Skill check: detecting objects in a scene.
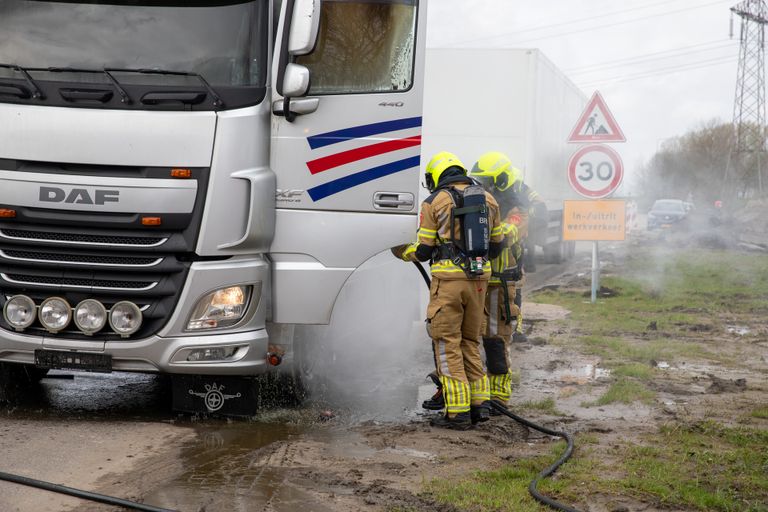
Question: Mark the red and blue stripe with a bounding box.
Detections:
[306,116,422,201]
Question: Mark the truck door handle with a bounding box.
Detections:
[374,192,415,211]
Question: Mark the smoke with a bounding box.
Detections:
[292,251,432,422]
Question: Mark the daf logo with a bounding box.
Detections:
[39,186,120,205]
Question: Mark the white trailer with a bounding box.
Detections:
[421,48,587,262]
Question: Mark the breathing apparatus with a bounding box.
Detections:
[425,152,490,277]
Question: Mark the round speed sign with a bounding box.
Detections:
[567,144,624,198]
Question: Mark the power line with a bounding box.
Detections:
[446,0,733,48]
[566,40,736,75]
[448,0,686,46]
[576,55,737,88]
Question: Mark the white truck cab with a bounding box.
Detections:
[0,0,427,413]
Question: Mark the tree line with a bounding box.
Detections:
[637,119,764,209]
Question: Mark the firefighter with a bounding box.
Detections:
[473,151,546,344]
[393,151,504,429]
[469,154,530,413]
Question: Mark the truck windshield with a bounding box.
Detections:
[0,0,268,109]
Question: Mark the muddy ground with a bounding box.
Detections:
[1,240,766,512]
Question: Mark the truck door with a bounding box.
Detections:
[269,0,427,324]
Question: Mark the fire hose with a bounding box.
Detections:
[412,261,581,512]
[0,470,174,511]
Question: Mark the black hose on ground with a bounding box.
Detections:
[0,471,175,512]
[488,401,581,512]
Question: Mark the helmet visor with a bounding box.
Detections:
[474,175,495,192]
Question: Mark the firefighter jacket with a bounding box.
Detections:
[406,183,503,280]
[489,212,522,286]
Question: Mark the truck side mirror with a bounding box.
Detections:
[282,63,310,97]
[288,0,321,56]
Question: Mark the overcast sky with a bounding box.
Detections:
[426,0,741,191]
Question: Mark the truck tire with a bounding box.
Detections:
[543,241,565,264]
[0,363,46,402]
[283,329,333,405]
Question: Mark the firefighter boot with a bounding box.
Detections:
[430,412,473,430]
[470,401,491,424]
[422,372,445,410]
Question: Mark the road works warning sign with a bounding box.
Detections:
[563,200,626,241]
[567,91,626,143]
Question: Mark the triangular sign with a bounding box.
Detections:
[568,91,626,143]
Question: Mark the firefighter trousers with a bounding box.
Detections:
[427,277,490,414]
[483,283,519,404]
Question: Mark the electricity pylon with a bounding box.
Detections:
[728,0,768,195]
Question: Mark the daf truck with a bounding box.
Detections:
[0,0,427,414]
[421,48,587,264]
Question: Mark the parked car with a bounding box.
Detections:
[647,199,689,230]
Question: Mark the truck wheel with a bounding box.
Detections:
[285,328,337,405]
[543,242,564,264]
[0,363,46,402]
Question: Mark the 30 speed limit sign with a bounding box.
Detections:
[567,144,624,198]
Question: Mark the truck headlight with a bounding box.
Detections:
[39,297,71,333]
[74,299,107,335]
[3,295,37,330]
[186,285,253,331]
[109,301,143,337]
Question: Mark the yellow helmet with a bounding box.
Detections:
[471,151,522,192]
[425,151,466,191]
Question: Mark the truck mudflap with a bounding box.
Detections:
[172,375,264,416]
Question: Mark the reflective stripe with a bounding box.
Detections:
[442,375,471,413]
[418,228,437,240]
[438,340,451,376]
[491,226,503,236]
[489,288,499,335]
[470,376,491,402]
[431,260,491,275]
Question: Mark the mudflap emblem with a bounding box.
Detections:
[188,383,242,412]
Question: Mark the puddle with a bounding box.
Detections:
[726,325,751,336]
[382,446,437,461]
[525,359,612,388]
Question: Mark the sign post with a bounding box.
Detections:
[566,91,626,303]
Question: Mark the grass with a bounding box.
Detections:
[582,377,655,407]
[425,442,599,512]
[423,249,768,512]
[517,397,566,416]
[426,421,768,512]
[534,250,768,341]
[615,421,768,511]
[610,362,655,380]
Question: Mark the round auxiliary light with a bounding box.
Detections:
[74,299,107,335]
[3,295,37,330]
[39,297,71,333]
[109,301,142,337]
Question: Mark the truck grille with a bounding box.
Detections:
[0,228,167,247]
[0,249,163,267]
[0,225,191,341]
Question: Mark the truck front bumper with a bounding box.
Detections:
[0,328,272,375]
